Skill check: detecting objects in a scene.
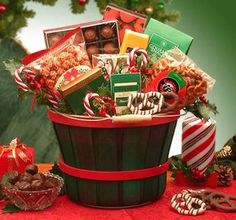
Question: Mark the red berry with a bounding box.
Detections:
[145,69,154,75]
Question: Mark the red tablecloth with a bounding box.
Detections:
[1,172,236,220]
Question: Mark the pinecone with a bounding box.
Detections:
[216,164,234,186]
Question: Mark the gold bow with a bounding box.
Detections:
[0,138,30,167]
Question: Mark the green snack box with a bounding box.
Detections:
[110,73,141,114]
[144,18,193,59]
[59,67,107,115]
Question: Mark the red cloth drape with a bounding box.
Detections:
[1,175,236,220]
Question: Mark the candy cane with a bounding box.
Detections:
[127,47,148,70]
[46,90,62,110]
[14,67,31,92]
[83,93,113,117]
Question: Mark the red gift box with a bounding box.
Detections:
[0,138,34,180]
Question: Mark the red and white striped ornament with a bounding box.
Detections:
[181,115,216,174]
[127,47,148,72]
[14,67,35,91]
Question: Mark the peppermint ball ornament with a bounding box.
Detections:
[0,4,7,14]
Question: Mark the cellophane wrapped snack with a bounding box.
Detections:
[26,28,91,90]
[152,48,216,106]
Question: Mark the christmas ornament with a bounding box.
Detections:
[78,0,87,5]
[157,2,165,10]
[216,164,233,186]
[145,7,154,15]
[0,4,7,14]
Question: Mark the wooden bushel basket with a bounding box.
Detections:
[48,110,179,208]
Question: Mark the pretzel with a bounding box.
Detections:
[184,189,236,212]
[153,49,210,105]
[171,191,206,215]
[160,92,179,113]
[127,91,164,115]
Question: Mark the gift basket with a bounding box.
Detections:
[14,4,216,208]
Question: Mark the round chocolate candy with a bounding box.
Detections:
[8,170,20,184]
[16,181,32,191]
[25,164,38,175]
[87,44,99,57]
[31,179,44,190]
[101,25,113,39]
[32,173,45,182]
[103,42,116,54]
[19,172,33,183]
[84,28,97,42]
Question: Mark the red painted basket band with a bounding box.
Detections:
[58,157,169,181]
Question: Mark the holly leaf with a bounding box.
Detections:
[185,100,218,121]
[2,203,21,213]
[2,59,20,76]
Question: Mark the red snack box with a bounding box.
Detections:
[103,3,147,43]
[0,138,34,180]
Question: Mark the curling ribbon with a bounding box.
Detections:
[181,115,216,174]
[0,138,31,167]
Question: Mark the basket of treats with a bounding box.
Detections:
[14,5,215,208]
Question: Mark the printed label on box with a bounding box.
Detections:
[147,33,179,58]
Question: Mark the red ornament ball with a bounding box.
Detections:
[78,0,87,4]
[0,4,7,14]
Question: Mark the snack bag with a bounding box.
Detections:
[15,27,91,111]
[151,48,216,106]
[24,27,91,90]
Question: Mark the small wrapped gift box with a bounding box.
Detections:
[92,53,129,76]
[0,138,34,180]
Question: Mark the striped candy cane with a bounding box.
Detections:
[83,93,111,117]
[14,67,35,91]
[127,47,148,71]
[15,66,61,110]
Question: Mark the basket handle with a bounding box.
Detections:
[112,114,152,124]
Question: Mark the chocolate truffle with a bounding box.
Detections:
[103,42,116,54]
[19,172,33,183]
[25,164,38,175]
[31,179,44,190]
[87,44,99,57]
[17,181,32,191]
[8,170,20,184]
[84,28,97,42]
[101,25,113,39]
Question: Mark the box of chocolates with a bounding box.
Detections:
[103,3,147,43]
[80,20,120,59]
[44,24,80,48]
[144,18,193,59]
